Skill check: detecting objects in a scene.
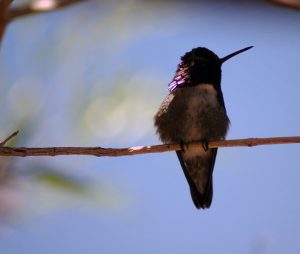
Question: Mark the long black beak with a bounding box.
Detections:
[221,46,253,64]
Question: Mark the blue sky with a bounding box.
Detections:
[0,1,300,254]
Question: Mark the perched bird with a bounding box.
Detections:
[154,46,252,209]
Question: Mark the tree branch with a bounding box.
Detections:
[9,0,88,21]
[0,136,299,157]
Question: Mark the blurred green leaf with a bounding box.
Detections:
[35,170,90,195]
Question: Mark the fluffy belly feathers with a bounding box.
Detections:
[154,84,229,143]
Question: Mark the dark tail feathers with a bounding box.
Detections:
[176,150,216,209]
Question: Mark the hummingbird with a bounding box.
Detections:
[154,46,252,209]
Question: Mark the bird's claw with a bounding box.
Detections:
[180,141,189,152]
[202,139,209,152]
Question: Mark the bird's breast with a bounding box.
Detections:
[154,84,229,143]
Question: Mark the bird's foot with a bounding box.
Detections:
[202,139,209,152]
[180,141,189,153]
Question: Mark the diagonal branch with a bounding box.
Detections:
[9,0,88,21]
[0,136,299,157]
[0,0,88,46]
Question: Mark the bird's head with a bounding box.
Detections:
[168,46,253,92]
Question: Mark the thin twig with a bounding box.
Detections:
[0,136,299,157]
[0,130,19,146]
[9,0,88,21]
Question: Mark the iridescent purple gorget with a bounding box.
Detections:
[168,63,191,92]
